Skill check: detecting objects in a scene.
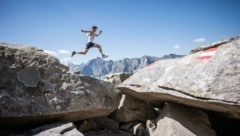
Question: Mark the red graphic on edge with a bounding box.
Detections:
[197,47,218,61]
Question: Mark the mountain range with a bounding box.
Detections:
[68,54,184,78]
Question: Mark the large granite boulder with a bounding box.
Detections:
[118,36,240,119]
[0,44,121,127]
[148,103,216,136]
[116,95,158,123]
[104,73,158,123]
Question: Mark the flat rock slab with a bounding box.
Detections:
[118,36,240,119]
[84,130,131,136]
[149,103,216,136]
[28,122,83,136]
[0,44,121,127]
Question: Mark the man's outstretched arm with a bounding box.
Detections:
[96,30,102,36]
[81,29,91,33]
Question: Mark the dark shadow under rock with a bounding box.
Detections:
[208,111,240,136]
[75,117,119,133]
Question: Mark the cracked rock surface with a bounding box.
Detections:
[0,44,121,127]
[118,36,240,119]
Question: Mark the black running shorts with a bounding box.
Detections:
[86,42,95,49]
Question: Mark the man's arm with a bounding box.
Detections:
[96,30,102,36]
[81,29,91,33]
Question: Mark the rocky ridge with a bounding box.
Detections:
[69,54,183,78]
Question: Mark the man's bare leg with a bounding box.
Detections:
[94,44,108,58]
[71,49,89,57]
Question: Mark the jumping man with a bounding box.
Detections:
[71,26,108,58]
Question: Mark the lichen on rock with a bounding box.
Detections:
[17,67,41,87]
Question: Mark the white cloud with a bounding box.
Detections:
[58,49,70,54]
[44,50,58,57]
[60,57,72,65]
[174,44,180,49]
[193,38,206,43]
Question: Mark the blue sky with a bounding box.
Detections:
[1,0,240,64]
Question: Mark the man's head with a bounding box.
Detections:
[92,26,98,32]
